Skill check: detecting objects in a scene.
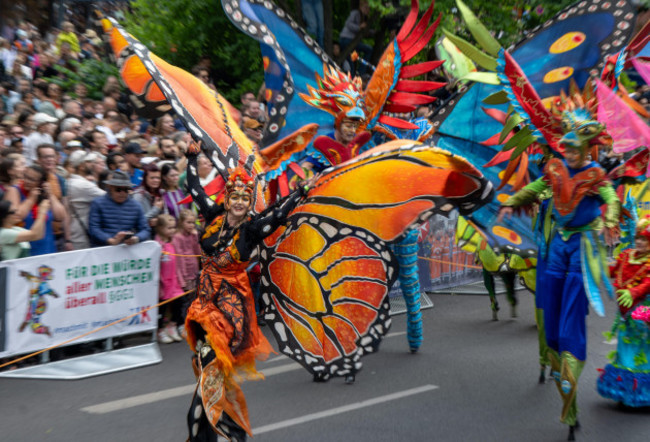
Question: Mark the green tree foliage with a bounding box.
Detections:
[125,0,264,104]
[123,0,579,104]
[362,0,577,50]
[47,59,120,100]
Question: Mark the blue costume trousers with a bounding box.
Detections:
[543,233,589,361]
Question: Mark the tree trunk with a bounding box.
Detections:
[285,0,301,26]
[369,15,389,65]
[322,0,333,55]
[337,11,378,67]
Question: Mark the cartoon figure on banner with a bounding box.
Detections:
[18,266,59,337]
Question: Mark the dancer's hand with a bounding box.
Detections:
[299,173,320,195]
[185,140,202,155]
[302,172,320,189]
[497,206,513,223]
[616,289,633,308]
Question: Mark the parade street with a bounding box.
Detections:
[1,290,648,442]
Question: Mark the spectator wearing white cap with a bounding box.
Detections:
[57,130,77,152]
[67,150,106,250]
[23,112,57,165]
[60,117,82,136]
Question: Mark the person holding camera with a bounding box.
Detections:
[87,170,150,247]
[17,164,66,256]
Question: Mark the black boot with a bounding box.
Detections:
[312,372,328,383]
[568,424,577,441]
[345,373,355,384]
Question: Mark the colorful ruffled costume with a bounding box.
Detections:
[504,157,620,426]
[597,245,650,407]
[437,3,650,436]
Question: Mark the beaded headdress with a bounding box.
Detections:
[225,167,255,200]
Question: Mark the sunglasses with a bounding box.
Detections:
[113,187,130,193]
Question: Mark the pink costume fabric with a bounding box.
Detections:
[632,58,650,88]
[156,236,184,300]
[172,231,201,289]
[596,80,650,171]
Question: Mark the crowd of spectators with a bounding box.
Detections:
[0,13,273,354]
[0,14,269,258]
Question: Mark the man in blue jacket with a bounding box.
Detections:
[88,170,150,247]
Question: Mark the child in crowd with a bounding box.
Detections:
[154,214,184,344]
[172,209,201,336]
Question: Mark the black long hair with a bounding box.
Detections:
[0,200,14,226]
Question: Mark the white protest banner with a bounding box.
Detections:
[0,241,160,358]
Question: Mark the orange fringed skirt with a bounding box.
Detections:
[185,255,272,379]
[185,254,272,436]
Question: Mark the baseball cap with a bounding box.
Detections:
[33,112,58,126]
[68,150,89,168]
[124,142,144,154]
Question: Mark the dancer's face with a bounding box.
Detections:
[227,193,251,220]
[336,119,359,145]
[636,236,649,254]
[564,147,585,169]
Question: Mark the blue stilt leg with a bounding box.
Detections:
[394,229,423,352]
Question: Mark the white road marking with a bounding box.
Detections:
[260,362,301,376]
[81,362,301,415]
[81,330,409,414]
[81,384,195,414]
[264,354,289,364]
[253,384,439,434]
[262,331,404,365]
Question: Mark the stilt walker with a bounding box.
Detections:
[499,107,621,439]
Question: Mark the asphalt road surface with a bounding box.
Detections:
[1,290,648,441]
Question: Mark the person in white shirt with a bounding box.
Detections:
[66,150,106,249]
[23,112,57,165]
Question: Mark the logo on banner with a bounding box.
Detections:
[18,265,59,337]
[128,306,152,326]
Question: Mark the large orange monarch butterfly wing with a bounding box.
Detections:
[99,18,260,181]
[259,140,494,378]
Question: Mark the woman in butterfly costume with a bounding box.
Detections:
[597,218,650,408]
[97,10,494,441]
[183,141,315,440]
